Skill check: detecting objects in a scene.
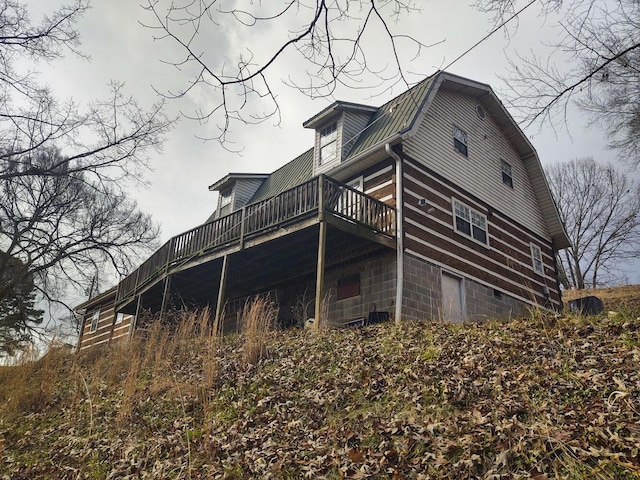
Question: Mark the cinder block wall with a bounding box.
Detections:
[464,280,528,321]
[402,253,441,320]
[323,252,397,326]
[401,252,532,322]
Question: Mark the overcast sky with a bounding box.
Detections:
[27,0,638,285]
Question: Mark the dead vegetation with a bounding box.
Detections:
[564,284,640,313]
[0,292,639,479]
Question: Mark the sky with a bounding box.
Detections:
[26,0,639,287]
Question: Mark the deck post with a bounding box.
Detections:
[129,293,143,340]
[314,221,327,330]
[314,177,327,330]
[215,255,229,326]
[160,274,172,320]
[165,237,175,274]
[239,207,247,249]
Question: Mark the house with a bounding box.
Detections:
[75,287,135,351]
[75,71,570,349]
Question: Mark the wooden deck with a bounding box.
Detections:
[115,175,396,308]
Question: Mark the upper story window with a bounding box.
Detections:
[90,310,100,332]
[453,125,468,156]
[319,122,338,164]
[501,160,513,188]
[219,188,233,207]
[531,243,544,274]
[453,199,488,245]
[218,188,233,217]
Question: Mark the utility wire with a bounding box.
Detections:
[340,0,539,149]
[442,0,538,72]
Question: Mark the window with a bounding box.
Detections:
[453,125,468,156]
[115,312,124,324]
[90,310,100,332]
[501,160,513,188]
[219,189,232,207]
[531,243,544,274]
[319,122,338,164]
[218,188,233,217]
[453,199,488,245]
[337,273,360,300]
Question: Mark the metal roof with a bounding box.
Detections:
[238,71,569,249]
[346,75,437,159]
[248,148,314,203]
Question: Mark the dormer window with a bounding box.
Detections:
[218,188,233,217]
[220,188,232,207]
[319,122,338,164]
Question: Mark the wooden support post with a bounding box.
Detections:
[314,220,327,330]
[129,293,143,340]
[239,207,247,249]
[318,174,325,221]
[165,238,175,274]
[160,274,172,320]
[215,255,229,326]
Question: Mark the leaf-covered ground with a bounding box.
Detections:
[1,301,640,479]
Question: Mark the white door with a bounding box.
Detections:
[338,176,363,220]
[441,273,464,322]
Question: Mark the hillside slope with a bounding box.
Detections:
[1,298,639,479]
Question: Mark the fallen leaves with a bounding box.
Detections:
[1,311,640,479]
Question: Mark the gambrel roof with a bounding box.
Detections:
[221,71,569,249]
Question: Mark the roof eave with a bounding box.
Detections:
[303,101,377,129]
[75,286,117,311]
[328,133,402,181]
[208,173,270,191]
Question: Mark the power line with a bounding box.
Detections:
[442,0,538,72]
[340,0,539,149]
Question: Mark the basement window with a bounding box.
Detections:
[453,199,488,246]
[531,243,544,274]
[319,122,338,164]
[337,273,360,300]
[90,310,100,332]
[501,160,513,188]
[453,125,468,156]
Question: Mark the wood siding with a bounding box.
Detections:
[402,158,562,308]
[78,305,134,351]
[232,179,265,210]
[404,88,549,238]
[342,110,374,159]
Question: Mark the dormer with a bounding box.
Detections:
[208,173,269,219]
[303,101,378,176]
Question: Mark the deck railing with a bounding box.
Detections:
[116,175,395,304]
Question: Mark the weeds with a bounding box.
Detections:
[240,295,278,367]
[2,296,640,478]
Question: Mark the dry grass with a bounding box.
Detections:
[240,295,278,367]
[1,289,640,478]
[563,283,640,313]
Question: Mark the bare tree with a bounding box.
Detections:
[141,0,443,144]
[477,0,640,166]
[546,157,640,289]
[0,0,172,352]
